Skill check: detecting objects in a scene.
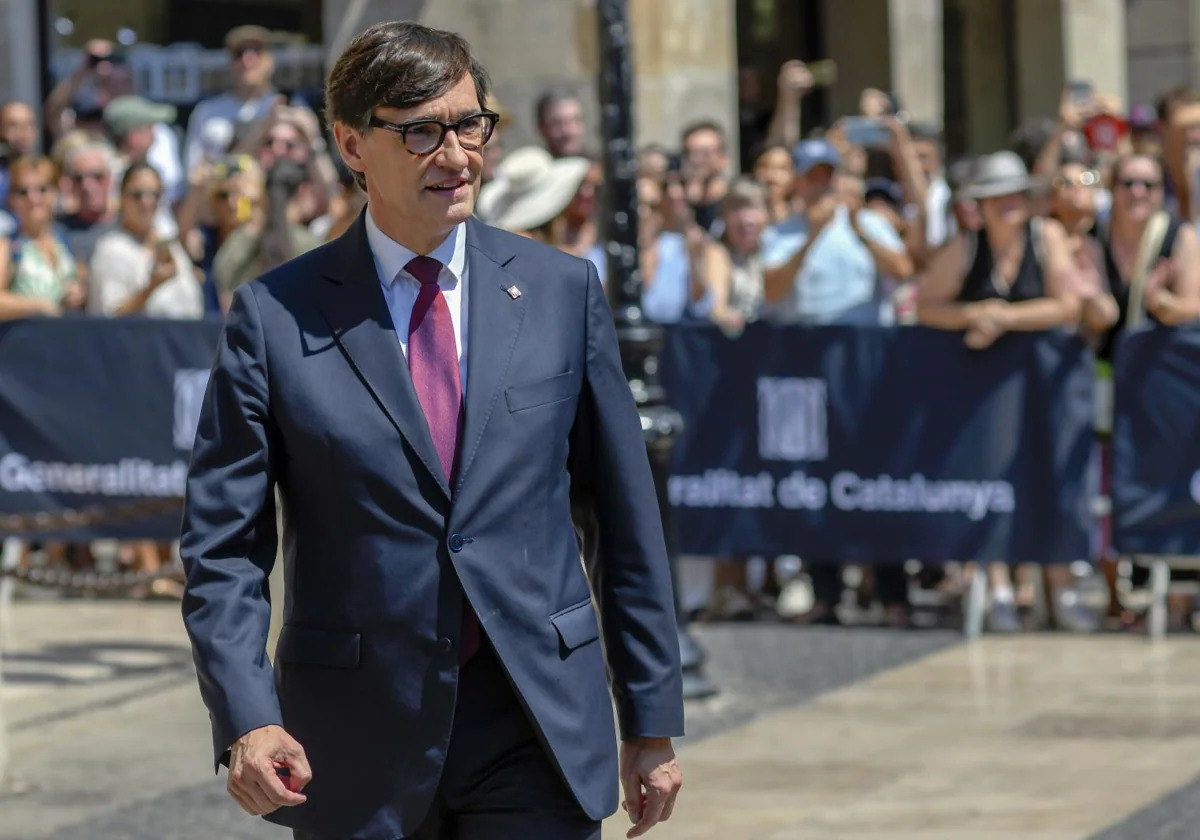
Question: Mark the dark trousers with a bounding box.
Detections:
[295,643,600,840]
[811,562,909,608]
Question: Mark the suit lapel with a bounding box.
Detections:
[314,212,451,500]
[455,218,523,496]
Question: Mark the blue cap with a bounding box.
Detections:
[791,139,841,175]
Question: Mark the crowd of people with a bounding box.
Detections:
[3,28,1200,633]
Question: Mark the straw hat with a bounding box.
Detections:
[477,146,591,232]
[964,151,1038,200]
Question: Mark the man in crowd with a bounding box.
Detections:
[762,138,911,324]
[535,87,586,158]
[185,25,281,171]
[0,100,38,218]
[44,39,134,138]
[908,122,951,248]
[57,139,118,266]
[681,120,731,234]
[104,95,185,204]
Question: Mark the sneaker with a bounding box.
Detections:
[988,601,1023,633]
[709,586,756,621]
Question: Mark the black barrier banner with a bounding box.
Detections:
[661,325,1094,564]
[0,316,223,540]
[1112,325,1200,556]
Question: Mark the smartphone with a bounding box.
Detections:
[842,116,891,150]
[1067,78,1094,105]
[807,59,838,88]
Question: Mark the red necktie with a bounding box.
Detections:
[405,255,480,665]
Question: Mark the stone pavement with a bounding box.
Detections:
[4,601,1200,839]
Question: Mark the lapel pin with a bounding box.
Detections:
[506,285,522,300]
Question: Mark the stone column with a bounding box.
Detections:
[888,0,943,125]
[628,0,738,156]
[1,0,41,113]
[1060,0,1127,108]
[1125,0,1194,109]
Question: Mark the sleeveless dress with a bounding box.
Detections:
[1093,216,1182,362]
[955,221,1045,305]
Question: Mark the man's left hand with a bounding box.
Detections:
[619,737,683,838]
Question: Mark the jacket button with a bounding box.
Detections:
[448,533,465,552]
[437,637,454,654]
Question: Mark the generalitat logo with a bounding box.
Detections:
[757,377,828,462]
[173,369,210,451]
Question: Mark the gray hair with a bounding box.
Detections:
[62,140,118,176]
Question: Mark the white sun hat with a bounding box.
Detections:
[477,146,592,232]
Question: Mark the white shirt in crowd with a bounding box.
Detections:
[364,208,469,392]
[184,90,279,172]
[87,229,204,319]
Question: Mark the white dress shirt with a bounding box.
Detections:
[365,208,469,393]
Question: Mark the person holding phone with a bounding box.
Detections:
[87,162,203,319]
[43,40,136,138]
[761,138,912,324]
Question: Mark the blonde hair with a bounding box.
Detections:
[721,176,767,214]
[8,155,58,189]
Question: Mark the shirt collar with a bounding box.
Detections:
[365,206,467,289]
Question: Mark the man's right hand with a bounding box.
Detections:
[805,194,838,235]
[227,724,312,816]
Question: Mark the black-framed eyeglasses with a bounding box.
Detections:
[368,111,500,156]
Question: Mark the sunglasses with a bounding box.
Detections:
[126,189,161,202]
[71,170,109,184]
[267,135,304,151]
[13,184,50,198]
[230,45,265,61]
[1119,178,1162,191]
[368,111,500,156]
[1052,170,1101,189]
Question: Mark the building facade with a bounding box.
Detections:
[0,0,1179,165]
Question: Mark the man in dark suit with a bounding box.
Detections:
[180,20,684,840]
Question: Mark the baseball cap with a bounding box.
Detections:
[103,95,176,137]
[225,25,273,51]
[791,138,841,175]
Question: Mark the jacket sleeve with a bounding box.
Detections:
[571,259,685,740]
[180,283,284,770]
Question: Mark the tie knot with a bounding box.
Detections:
[406,255,443,287]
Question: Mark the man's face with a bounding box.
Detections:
[123,125,156,160]
[337,73,484,236]
[230,43,274,90]
[912,139,941,178]
[539,98,585,157]
[1,103,37,155]
[260,123,309,171]
[64,150,112,218]
[683,128,726,178]
[796,164,835,205]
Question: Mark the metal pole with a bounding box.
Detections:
[595,0,717,701]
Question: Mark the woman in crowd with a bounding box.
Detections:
[0,156,84,320]
[213,160,321,309]
[86,161,201,596]
[175,154,264,313]
[690,177,772,618]
[918,150,1117,631]
[696,176,766,333]
[1092,153,1200,629]
[87,162,204,318]
[750,142,795,225]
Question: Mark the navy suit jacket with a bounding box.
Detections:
[179,213,685,838]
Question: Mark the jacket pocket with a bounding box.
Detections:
[276,624,361,668]
[550,598,600,653]
[506,371,578,413]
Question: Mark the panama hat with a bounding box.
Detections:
[964,151,1037,200]
[477,146,591,232]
